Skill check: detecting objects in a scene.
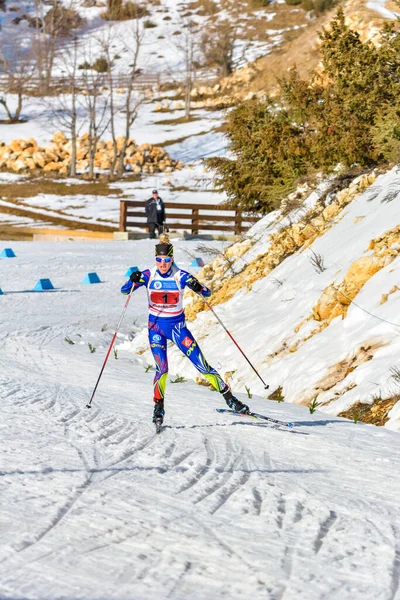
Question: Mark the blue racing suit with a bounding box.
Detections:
[121,264,227,400]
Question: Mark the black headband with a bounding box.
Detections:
[155,243,174,257]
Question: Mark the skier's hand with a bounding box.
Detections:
[186,276,203,294]
[130,270,142,283]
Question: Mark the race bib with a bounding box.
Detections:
[150,291,180,306]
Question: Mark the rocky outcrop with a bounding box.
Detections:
[313,224,400,323]
[156,65,261,111]
[185,171,377,322]
[0,133,184,175]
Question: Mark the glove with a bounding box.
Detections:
[130,270,142,284]
[186,277,203,294]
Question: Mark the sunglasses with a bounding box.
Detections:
[156,257,172,263]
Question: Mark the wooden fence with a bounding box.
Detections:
[119,200,258,235]
[0,68,219,93]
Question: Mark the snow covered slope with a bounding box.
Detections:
[1,239,400,599]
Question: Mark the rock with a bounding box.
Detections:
[43,161,61,172]
[312,285,338,321]
[52,131,67,144]
[24,157,36,170]
[342,255,382,299]
[33,152,46,168]
[45,150,59,162]
[9,159,27,172]
[100,159,111,170]
[63,140,73,155]
[115,136,125,151]
[9,140,24,155]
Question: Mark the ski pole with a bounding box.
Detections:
[203,300,269,389]
[86,286,135,409]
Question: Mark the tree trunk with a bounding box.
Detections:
[0,98,14,122]
[185,78,191,121]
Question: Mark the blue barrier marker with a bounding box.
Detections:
[33,279,54,291]
[190,257,205,267]
[82,272,101,284]
[124,266,139,277]
[0,288,4,295]
[0,248,16,258]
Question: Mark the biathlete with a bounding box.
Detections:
[121,235,250,428]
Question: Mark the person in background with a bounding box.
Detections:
[121,234,250,428]
[145,189,166,239]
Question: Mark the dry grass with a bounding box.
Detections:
[0,176,124,235]
[339,396,400,426]
[0,203,115,232]
[0,178,123,199]
[154,115,201,126]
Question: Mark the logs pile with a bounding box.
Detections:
[0,132,184,175]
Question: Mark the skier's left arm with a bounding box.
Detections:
[182,272,211,297]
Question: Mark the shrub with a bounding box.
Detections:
[285,0,302,5]
[124,1,150,18]
[102,0,149,20]
[92,56,109,72]
[302,0,338,13]
[143,19,157,28]
[44,6,84,35]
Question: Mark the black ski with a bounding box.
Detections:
[216,408,294,428]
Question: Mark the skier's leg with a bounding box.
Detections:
[148,329,168,421]
[171,323,249,412]
[171,323,225,390]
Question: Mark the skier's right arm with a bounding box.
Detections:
[121,269,150,294]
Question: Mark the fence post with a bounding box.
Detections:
[235,211,242,235]
[119,201,127,232]
[192,208,199,235]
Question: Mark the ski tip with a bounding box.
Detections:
[287,423,294,428]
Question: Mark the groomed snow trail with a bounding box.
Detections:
[1,241,400,600]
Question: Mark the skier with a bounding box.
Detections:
[121,234,250,428]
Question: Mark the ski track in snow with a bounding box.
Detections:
[1,242,400,599]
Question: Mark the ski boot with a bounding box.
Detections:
[153,399,165,433]
[222,387,249,414]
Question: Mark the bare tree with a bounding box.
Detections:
[201,19,238,77]
[173,19,200,121]
[116,19,145,177]
[80,42,111,179]
[32,0,83,92]
[47,35,82,176]
[100,19,145,177]
[0,33,35,123]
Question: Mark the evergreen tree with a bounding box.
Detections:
[208,8,400,213]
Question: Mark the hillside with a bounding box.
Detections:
[125,166,400,430]
[1,0,399,234]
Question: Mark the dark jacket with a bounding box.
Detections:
[145,196,165,224]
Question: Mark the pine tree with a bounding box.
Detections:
[207,8,400,213]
